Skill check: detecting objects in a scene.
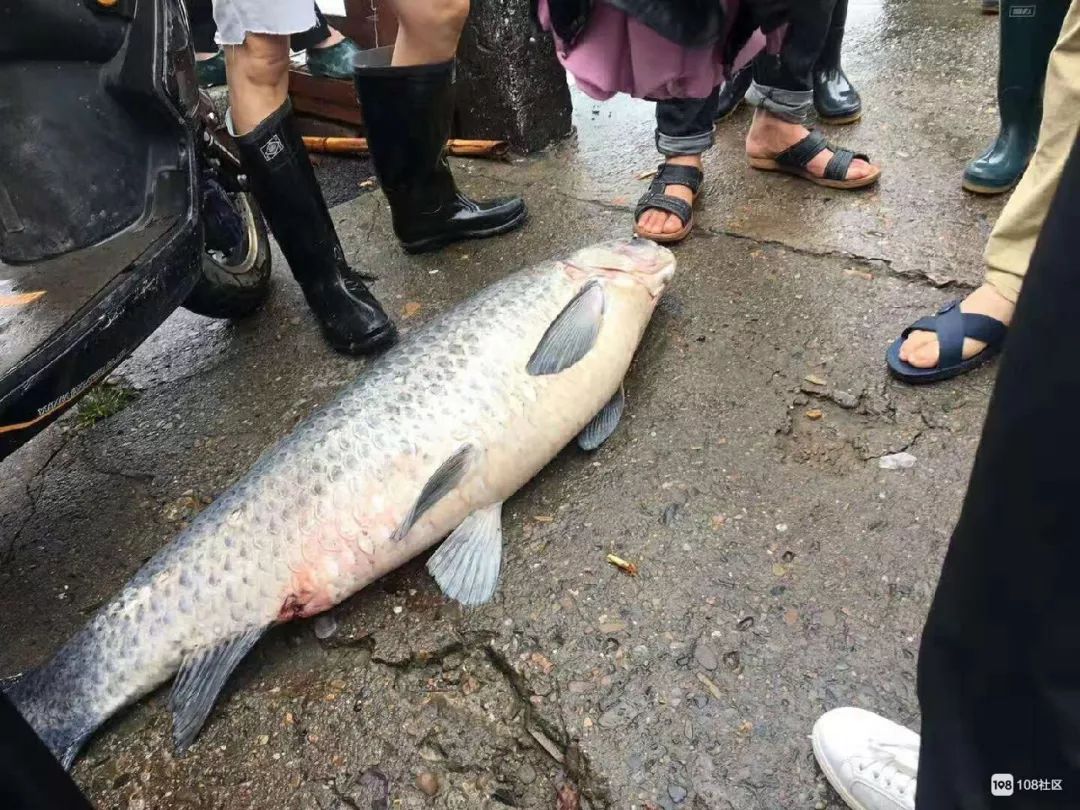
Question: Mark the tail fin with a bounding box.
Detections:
[3,669,97,770]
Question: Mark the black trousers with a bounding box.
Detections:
[654,86,722,156]
[0,693,92,809]
[654,0,841,150]
[188,1,331,53]
[916,133,1080,809]
[752,0,837,95]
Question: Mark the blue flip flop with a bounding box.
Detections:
[886,300,1008,384]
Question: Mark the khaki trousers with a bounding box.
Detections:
[986,0,1080,302]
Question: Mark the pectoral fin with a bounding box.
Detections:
[577,385,625,451]
[527,280,604,376]
[395,444,474,542]
[169,625,265,751]
[427,502,503,606]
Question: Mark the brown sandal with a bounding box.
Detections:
[749,130,880,190]
[633,162,703,244]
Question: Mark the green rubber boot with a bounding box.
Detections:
[306,38,364,80]
[196,51,227,89]
[963,0,1068,194]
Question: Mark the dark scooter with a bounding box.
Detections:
[0,0,272,463]
[2,1,269,804]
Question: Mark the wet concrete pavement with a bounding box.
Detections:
[1,2,1009,807]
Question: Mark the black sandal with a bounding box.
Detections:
[749,130,880,189]
[633,162,704,244]
[886,300,1008,384]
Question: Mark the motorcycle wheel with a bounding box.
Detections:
[183,188,272,320]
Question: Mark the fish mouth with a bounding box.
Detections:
[621,238,676,299]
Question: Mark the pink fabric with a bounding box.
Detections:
[538,1,778,102]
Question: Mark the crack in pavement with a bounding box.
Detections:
[864,428,925,460]
[697,224,972,291]
[328,629,614,808]
[80,456,156,484]
[483,642,612,810]
[554,188,976,292]
[2,433,74,564]
[371,638,471,671]
[453,165,554,194]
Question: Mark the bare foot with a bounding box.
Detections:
[636,154,702,236]
[745,109,876,181]
[899,283,1015,368]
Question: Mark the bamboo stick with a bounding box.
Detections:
[302,136,509,159]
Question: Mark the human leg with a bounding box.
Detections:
[223,28,395,353]
[353,0,527,253]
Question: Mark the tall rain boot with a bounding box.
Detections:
[234,100,396,355]
[354,58,527,255]
[963,0,1068,194]
[813,0,863,123]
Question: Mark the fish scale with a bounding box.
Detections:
[6,239,675,768]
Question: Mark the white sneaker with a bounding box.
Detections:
[812,707,920,810]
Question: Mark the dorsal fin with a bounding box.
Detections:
[526,280,605,376]
[169,626,265,751]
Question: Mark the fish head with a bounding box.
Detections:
[563,238,676,301]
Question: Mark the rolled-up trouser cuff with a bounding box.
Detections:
[746,82,815,125]
[656,128,715,157]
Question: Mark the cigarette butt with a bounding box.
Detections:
[606,554,638,576]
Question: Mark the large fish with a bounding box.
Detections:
[6,238,675,768]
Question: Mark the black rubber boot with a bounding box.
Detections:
[234,100,396,354]
[963,0,1067,195]
[715,65,753,123]
[813,0,863,123]
[354,58,527,255]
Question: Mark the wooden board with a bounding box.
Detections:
[334,0,398,50]
[289,69,363,127]
[287,0,398,128]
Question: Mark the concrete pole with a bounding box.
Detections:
[454,1,573,153]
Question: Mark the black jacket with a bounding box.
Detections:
[539,0,790,50]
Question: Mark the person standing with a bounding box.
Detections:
[636,0,879,243]
[190,2,365,85]
[353,0,528,255]
[210,0,527,353]
[194,0,530,256]
[814,130,1080,810]
[741,0,878,189]
[963,0,1069,195]
[812,0,863,123]
[887,0,1079,383]
[217,0,397,355]
[716,0,863,124]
